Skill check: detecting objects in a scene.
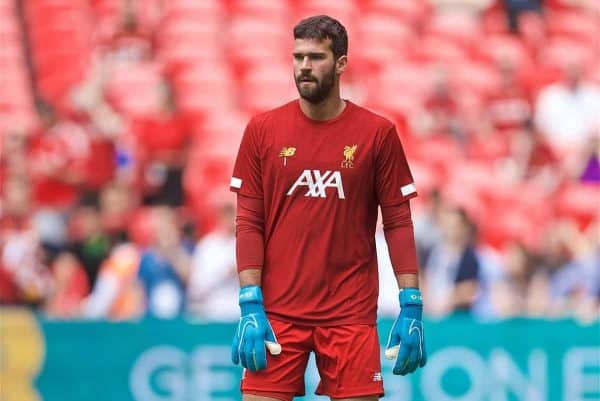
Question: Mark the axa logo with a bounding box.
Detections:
[287,169,345,199]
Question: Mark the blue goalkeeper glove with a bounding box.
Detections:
[231,285,281,371]
[385,288,427,375]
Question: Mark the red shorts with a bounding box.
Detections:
[241,319,384,401]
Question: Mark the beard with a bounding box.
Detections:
[295,67,336,104]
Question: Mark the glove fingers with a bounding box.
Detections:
[243,337,255,371]
[393,343,412,375]
[253,338,267,370]
[239,334,249,369]
[419,335,427,367]
[231,334,240,365]
[406,347,420,374]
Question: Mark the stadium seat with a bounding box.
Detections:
[480,7,510,35]
[476,35,533,70]
[105,62,164,117]
[425,12,482,50]
[411,136,463,183]
[23,0,93,106]
[0,0,34,133]
[230,0,292,20]
[410,36,466,65]
[366,0,431,24]
[239,64,296,114]
[480,207,543,250]
[183,144,238,231]
[555,183,600,230]
[539,38,597,71]
[547,11,600,46]
[357,13,415,45]
[173,63,236,114]
[450,61,501,98]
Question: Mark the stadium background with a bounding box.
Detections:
[0,0,598,400]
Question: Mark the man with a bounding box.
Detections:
[229,15,426,401]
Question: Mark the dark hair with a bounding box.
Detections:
[293,15,348,60]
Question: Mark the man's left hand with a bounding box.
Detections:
[385,288,427,375]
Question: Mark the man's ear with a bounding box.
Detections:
[336,55,348,75]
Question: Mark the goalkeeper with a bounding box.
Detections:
[229,15,426,401]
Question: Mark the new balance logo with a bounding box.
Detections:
[372,372,382,382]
[287,169,345,199]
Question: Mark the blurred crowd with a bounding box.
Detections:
[0,0,598,322]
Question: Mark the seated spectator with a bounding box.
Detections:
[413,189,444,267]
[132,78,191,207]
[489,241,537,318]
[99,181,138,241]
[545,222,599,321]
[187,203,238,320]
[44,252,90,319]
[81,243,144,320]
[502,121,560,189]
[535,62,600,150]
[422,205,481,317]
[1,131,29,182]
[485,59,532,133]
[137,207,190,319]
[28,102,91,210]
[70,206,112,287]
[417,69,465,141]
[0,177,52,306]
[524,221,588,318]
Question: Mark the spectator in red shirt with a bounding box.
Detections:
[28,102,91,209]
[132,79,190,206]
[44,252,90,319]
[485,59,532,133]
[0,177,52,305]
[419,69,465,141]
[502,121,560,190]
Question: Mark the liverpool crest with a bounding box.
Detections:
[341,145,357,168]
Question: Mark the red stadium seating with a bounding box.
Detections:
[0,0,35,133]
[365,0,431,25]
[105,62,164,117]
[24,0,92,107]
[547,11,600,46]
[5,0,596,253]
[555,184,600,230]
[425,12,482,50]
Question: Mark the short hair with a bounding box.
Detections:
[293,15,348,60]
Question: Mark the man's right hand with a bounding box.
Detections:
[231,285,281,371]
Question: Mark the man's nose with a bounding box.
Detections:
[300,56,311,71]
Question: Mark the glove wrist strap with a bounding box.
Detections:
[399,288,423,320]
[239,285,265,315]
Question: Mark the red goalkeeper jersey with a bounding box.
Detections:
[230,100,417,325]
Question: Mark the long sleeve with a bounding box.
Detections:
[235,194,265,272]
[381,201,419,275]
